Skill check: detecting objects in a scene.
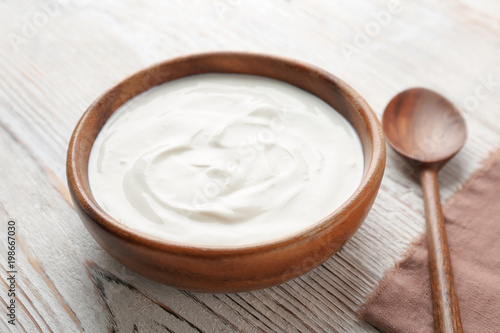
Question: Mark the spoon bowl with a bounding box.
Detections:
[383,87,467,165]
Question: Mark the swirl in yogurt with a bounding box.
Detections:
[89,74,363,246]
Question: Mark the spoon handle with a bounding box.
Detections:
[420,168,463,333]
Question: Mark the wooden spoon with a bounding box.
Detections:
[383,88,466,333]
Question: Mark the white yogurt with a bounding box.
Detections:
[89,74,364,246]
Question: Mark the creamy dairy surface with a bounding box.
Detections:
[89,74,364,246]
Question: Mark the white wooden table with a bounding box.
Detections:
[1,1,499,332]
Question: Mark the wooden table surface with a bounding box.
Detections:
[1,1,499,332]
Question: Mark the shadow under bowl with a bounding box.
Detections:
[67,52,386,293]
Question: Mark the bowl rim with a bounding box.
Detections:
[67,51,386,257]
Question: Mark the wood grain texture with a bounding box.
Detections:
[420,168,462,333]
[1,0,500,332]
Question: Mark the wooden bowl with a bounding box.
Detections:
[67,52,386,293]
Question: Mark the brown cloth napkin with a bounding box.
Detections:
[360,150,500,333]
